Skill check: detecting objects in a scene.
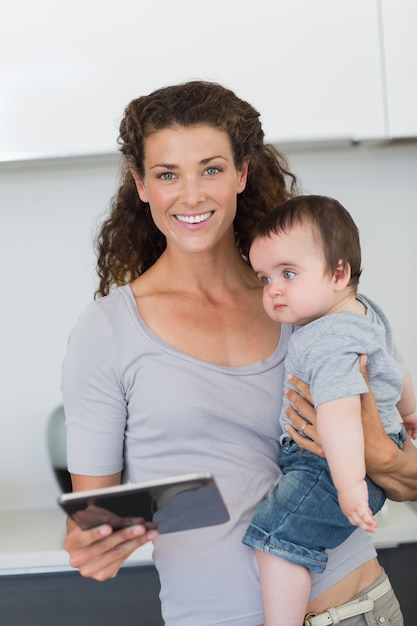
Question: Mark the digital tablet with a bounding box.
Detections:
[58,472,230,534]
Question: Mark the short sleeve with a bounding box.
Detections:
[301,334,369,408]
[62,304,127,476]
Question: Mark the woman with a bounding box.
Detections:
[62,81,417,625]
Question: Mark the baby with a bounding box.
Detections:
[242,194,417,625]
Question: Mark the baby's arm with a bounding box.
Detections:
[397,370,417,439]
[317,396,377,533]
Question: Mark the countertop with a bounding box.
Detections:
[0,507,153,575]
[0,501,416,575]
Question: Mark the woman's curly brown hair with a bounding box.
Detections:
[95,81,299,297]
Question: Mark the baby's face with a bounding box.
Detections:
[249,225,336,326]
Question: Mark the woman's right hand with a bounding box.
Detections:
[64,517,159,581]
[64,472,159,581]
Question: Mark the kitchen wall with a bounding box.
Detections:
[1,139,416,511]
[1,155,118,510]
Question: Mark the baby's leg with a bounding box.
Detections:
[256,549,310,626]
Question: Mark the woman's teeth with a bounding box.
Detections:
[176,212,212,224]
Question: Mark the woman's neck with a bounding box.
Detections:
[130,241,279,367]
[149,242,257,298]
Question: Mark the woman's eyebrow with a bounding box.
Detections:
[150,162,177,170]
[150,155,229,170]
[200,155,228,164]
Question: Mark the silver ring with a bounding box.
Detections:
[301,421,308,433]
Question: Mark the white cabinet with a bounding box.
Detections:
[379,0,417,138]
[245,0,385,143]
[0,0,413,160]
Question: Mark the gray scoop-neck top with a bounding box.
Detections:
[62,285,376,626]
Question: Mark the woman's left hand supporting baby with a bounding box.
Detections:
[284,373,324,457]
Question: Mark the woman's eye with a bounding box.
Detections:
[160,172,175,180]
[205,166,220,176]
[283,270,296,280]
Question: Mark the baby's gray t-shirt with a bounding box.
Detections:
[62,285,377,626]
[280,294,406,440]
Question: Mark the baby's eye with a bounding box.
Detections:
[259,275,271,285]
[283,270,296,280]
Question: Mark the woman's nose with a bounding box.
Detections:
[180,177,204,206]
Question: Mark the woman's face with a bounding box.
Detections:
[132,125,248,254]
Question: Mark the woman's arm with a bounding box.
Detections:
[358,361,417,501]
[396,370,417,439]
[64,473,159,581]
[284,357,417,501]
[396,370,416,419]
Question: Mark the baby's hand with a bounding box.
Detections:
[338,480,377,534]
[403,412,417,439]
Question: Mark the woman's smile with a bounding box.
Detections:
[175,211,214,225]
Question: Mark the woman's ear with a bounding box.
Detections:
[237,156,250,194]
[334,260,351,290]
[129,165,149,203]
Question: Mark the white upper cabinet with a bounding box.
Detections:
[244,0,385,143]
[0,0,413,160]
[379,0,417,138]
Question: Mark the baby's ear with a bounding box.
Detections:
[334,260,351,290]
